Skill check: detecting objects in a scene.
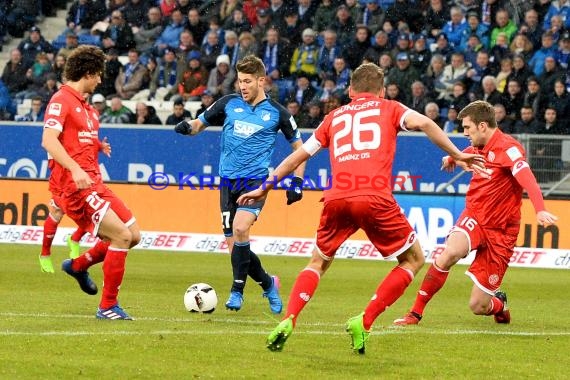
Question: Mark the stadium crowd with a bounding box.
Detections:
[0,0,569,133]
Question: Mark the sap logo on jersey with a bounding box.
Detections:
[233,120,263,138]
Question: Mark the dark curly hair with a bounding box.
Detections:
[63,45,105,82]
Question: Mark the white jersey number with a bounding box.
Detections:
[332,109,381,158]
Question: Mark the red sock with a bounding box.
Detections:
[486,296,504,315]
[285,268,320,326]
[410,263,450,317]
[70,228,86,242]
[71,240,110,271]
[100,248,129,309]
[363,266,413,330]
[41,215,59,256]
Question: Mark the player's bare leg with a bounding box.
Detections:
[469,283,510,324]
[394,231,469,325]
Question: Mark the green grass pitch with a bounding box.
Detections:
[0,244,568,379]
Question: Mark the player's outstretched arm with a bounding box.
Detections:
[512,161,559,226]
[238,147,312,206]
[42,128,93,189]
[405,111,486,174]
[174,118,207,136]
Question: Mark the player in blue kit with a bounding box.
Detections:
[174,55,306,313]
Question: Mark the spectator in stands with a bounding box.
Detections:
[385,0,423,34]
[289,28,319,81]
[518,9,543,50]
[391,32,413,60]
[101,10,135,54]
[15,52,54,102]
[313,76,338,103]
[165,98,192,125]
[529,31,557,76]
[539,106,567,134]
[200,30,222,71]
[57,32,80,59]
[37,73,58,104]
[494,57,513,93]
[177,50,208,101]
[409,34,431,75]
[479,75,503,105]
[219,0,240,25]
[365,30,391,64]
[194,89,216,117]
[201,15,224,48]
[66,0,105,35]
[443,104,461,133]
[224,8,251,37]
[422,54,446,105]
[18,26,55,67]
[175,30,200,62]
[493,103,514,133]
[508,54,532,89]
[466,50,496,98]
[6,0,39,38]
[440,52,470,103]
[450,81,470,111]
[305,101,323,129]
[251,8,273,43]
[409,81,433,114]
[315,29,341,83]
[175,0,193,18]
[186,8,208,46]
[356,0,385,36]
[424,0,448,39]
[1,48,30,97]
[160,0,177,19]
[96,48,122,97]
[509,33,535,62]
[331,56,351,100]
[513,104,543,134]
[286,73,318,110]
[207,54,235,98]
[14,96,44,122]
[91,93,109,116]
[378,52,394,76]
[432,32,454,63]
[321,94,342,115]
[237,31,257,61]
[134,7,163,55]
[542,0,570,32]
[523,76,546,121]
[546,79,570,119]
[286,99,308,127]
[135,48,178,101]
[220,30,240,68]
[489,32,511,68]
[0,78,16,120]
[502,79,525,120]
[312,0,336,35]
[539,56,565,95]
[343,25,372,71]
[460,12,490,50]
[123,0,149,29]
[556,31,570,70]
[330,4,356,48]
[282,7,302,47]
[442,6,467,49]
[100,96,134,124]
[490,9,517,47]
[115,49,148,99]
[268,0,287,29]
[258,27,292,82]
[52,54,67,84]
[154,8,184,56]
[385,52,419,105]
[263,75,280,102]
[424,102,445,129]
[134,102,162,125]
[385,82,406,102]
[243,0,270,27]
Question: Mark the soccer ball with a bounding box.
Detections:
[184,283,218,313]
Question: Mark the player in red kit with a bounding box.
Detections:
[42,46,141,320]
[39,96,111,273]
[237,63,486,354]
[394,100,558,326]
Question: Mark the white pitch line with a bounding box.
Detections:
[1,312,569,337]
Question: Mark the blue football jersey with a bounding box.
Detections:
[198,94,301,179]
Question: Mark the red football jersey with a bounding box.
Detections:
[464,129,526,228]
[44,85,102,195]
[313,94,414,201]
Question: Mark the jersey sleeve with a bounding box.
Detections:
[389,100,413,132]
[43,98,69,132]
[198,94,235,127]
[274,100,301,143]
[313,113,331,149]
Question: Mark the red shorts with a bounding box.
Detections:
[450,211,519,295]
[50,193,64,212]
[316,195,416,260]
[61,183,135,236]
